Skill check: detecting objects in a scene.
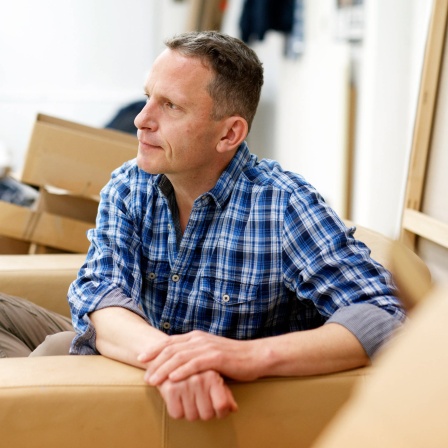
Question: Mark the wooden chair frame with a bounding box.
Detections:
[400,0,448,251]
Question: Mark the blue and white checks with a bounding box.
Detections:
[69,142,405,356]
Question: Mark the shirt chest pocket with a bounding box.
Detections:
[191,276,272,339]
[198,277,259,307]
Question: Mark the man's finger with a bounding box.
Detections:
[209,377,238,419]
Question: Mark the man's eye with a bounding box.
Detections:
[167,102,177,110]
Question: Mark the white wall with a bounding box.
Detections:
[351,0,432,237]
[275,0,351,216]
[0,0,189,173]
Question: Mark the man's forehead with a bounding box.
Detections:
[142,53,214,110]
[153,49,211,75]
[145,50,212,90]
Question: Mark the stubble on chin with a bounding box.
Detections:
[136,151,166,175]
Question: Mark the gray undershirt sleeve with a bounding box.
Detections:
[325,303,403,358]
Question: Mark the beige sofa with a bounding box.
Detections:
[314,284,448,447]
[0,226,431,448]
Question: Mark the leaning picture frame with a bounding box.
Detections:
[400,0,448,281]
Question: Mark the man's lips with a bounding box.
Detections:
[137,131,162,148]
[138,140,162,150]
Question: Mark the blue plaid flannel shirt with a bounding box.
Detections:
[68,143,405,356]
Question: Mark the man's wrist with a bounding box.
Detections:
[247,338,280,379]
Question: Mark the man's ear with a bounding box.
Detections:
[216,116,248,153]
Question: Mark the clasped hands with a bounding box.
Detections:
[137,330,264,421]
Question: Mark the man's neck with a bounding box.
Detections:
[165,150,236,233]
[167,174,217,234]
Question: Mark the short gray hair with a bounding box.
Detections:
[165,31,264,131]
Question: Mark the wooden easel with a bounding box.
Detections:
[400,0,448,268]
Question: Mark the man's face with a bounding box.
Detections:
[135,49,224,181]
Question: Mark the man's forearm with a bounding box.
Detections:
[90,307,169,368]
[255,323,370,378]
[141,323,370,386]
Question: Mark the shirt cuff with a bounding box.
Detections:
[70,289,148,355]
[325,303,404,358]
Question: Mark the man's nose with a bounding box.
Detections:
[135,100,157,130]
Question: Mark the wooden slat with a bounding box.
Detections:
[402,209,448,249]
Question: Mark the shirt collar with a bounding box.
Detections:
[207,142,252,209]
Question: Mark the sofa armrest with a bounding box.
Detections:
[169,369,367,448]
[0,355,367,448]
[0,254,85,317]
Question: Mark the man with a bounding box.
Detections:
[65,30,405,420]
[0,30,403,421]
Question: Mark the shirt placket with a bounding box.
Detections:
[158,196,211,334]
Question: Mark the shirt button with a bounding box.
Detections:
[162,322,171,330]
[168,224,172,230]
[148,272,156,280]
[222,294,230,303]
[171,274,180,282]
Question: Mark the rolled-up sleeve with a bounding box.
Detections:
[68,161,149,354]
[283,185,406,358]
[326,304,403,358]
